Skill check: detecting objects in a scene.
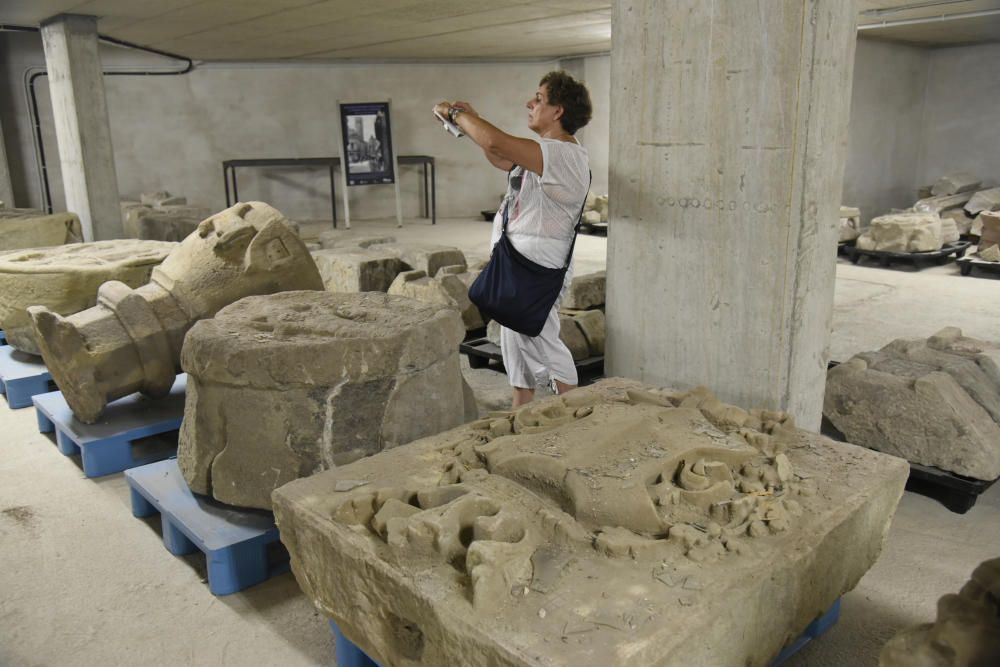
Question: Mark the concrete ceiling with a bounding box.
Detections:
[3,0,999,61]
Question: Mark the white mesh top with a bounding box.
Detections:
[490,138,590,284]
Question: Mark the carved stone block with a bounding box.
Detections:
[825,328,1000,480]
[856,212,943,253]
[0,209,83,252]
[274,379,908,667]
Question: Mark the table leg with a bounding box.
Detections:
[423,164,429,219]
[431,161,436,225]
[329,164,337,229]
[231,167,240,203]
[223,165,231,207]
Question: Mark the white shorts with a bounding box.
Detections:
[500,304,578,389]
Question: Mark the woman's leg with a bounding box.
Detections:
[512,386,535,407]
[500,325,541,408]
[531,305,578,395]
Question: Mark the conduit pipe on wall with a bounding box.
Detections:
[0,24,194,213]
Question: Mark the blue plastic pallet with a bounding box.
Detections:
[125,458,289,595]
[0,345,55,409]
[329,598,841,667]
[33,374,187,478]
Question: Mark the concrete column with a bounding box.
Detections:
[40,14,120,240]
[0,115,14,206]
[606,1,858,430]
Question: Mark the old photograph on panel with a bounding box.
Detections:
[339,102,395,186]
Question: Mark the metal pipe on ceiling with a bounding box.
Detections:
[858,8,1000,29]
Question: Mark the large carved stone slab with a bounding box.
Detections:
[0,240,175,355]
[0,209,83,252]
[273,379,908,667]
[857,212,943,253]
[880,558,1000,667]
[29,202,324,424]
[178,291,474,510]
[825,327,1000,480]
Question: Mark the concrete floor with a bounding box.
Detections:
[2,217,998,666]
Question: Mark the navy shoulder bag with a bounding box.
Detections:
[468,167,591,337]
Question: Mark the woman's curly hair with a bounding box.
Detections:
[540,71,593,135]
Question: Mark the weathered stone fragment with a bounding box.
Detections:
[931,172,981,196]
[939,215,960,244]
[941,208,974,236]
[856,212,943,253]
[311,247,403,293]
[965,186,1000,216]
[880,557,1000,667]
[914,191,974,215]
[562,270,606,310]
[558,314,589,360]
[0,240,174,355]
[824,328,1000,480]
[388,268,483,331]
[318,231,398,250]
[565,308,606,356]
[839,205,862,242]
[372,242,467,277]
[0,209,83,252]
[124,205,213,242]
[140,190,187,207]
[978,244,1000,262]
[29,202,323,424]
[178,291,473,510]
[273,379,908,667]
[977,210,1000,252]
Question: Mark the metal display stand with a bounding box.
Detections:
[221,156,437,229]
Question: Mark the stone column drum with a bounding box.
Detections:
[178,291,475,510]
[0,240,175,355]
[29,202,323,424]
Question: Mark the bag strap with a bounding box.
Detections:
[501,166,593,270]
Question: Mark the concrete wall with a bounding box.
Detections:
[918,42,1000,187]
[0,32,563,221]
[841,38,928,224]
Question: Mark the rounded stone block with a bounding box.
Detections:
[0,240,175,354]
[178,291,472,510]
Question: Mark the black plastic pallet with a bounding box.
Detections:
[845,240,971,269]
[460,337,604,375]
[956,256,1000,278]
[580,222,608,236]
[905,463,997,514]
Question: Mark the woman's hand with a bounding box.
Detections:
[433,101,453,119]
[452,101,479,117]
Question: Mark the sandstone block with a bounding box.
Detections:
[388,268,483,331]
[824,328,1000,480]
[856,212,943,253]
[311,248,403,293]
[0,240,175,355]
[562,270,606,310]
[124,205,212,242]
[30,202,324,424]
[931,172,981,196]
[880,558,1000,667]
[558,314,589,360]
[178,291,473,510]
[0,209,83,252]
[978,210,1000,252]
[582,210,602,225]
[913,192,974,214]
[372,242,466,277]
[140,190,187,207]
[839,205,862,242]
[273,379,908,667]
[565,308,606,356]
[965,186,1000,216]
[939,216,960,244]
[941,208,974,236]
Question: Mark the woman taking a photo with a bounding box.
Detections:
[434,71,593,407]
